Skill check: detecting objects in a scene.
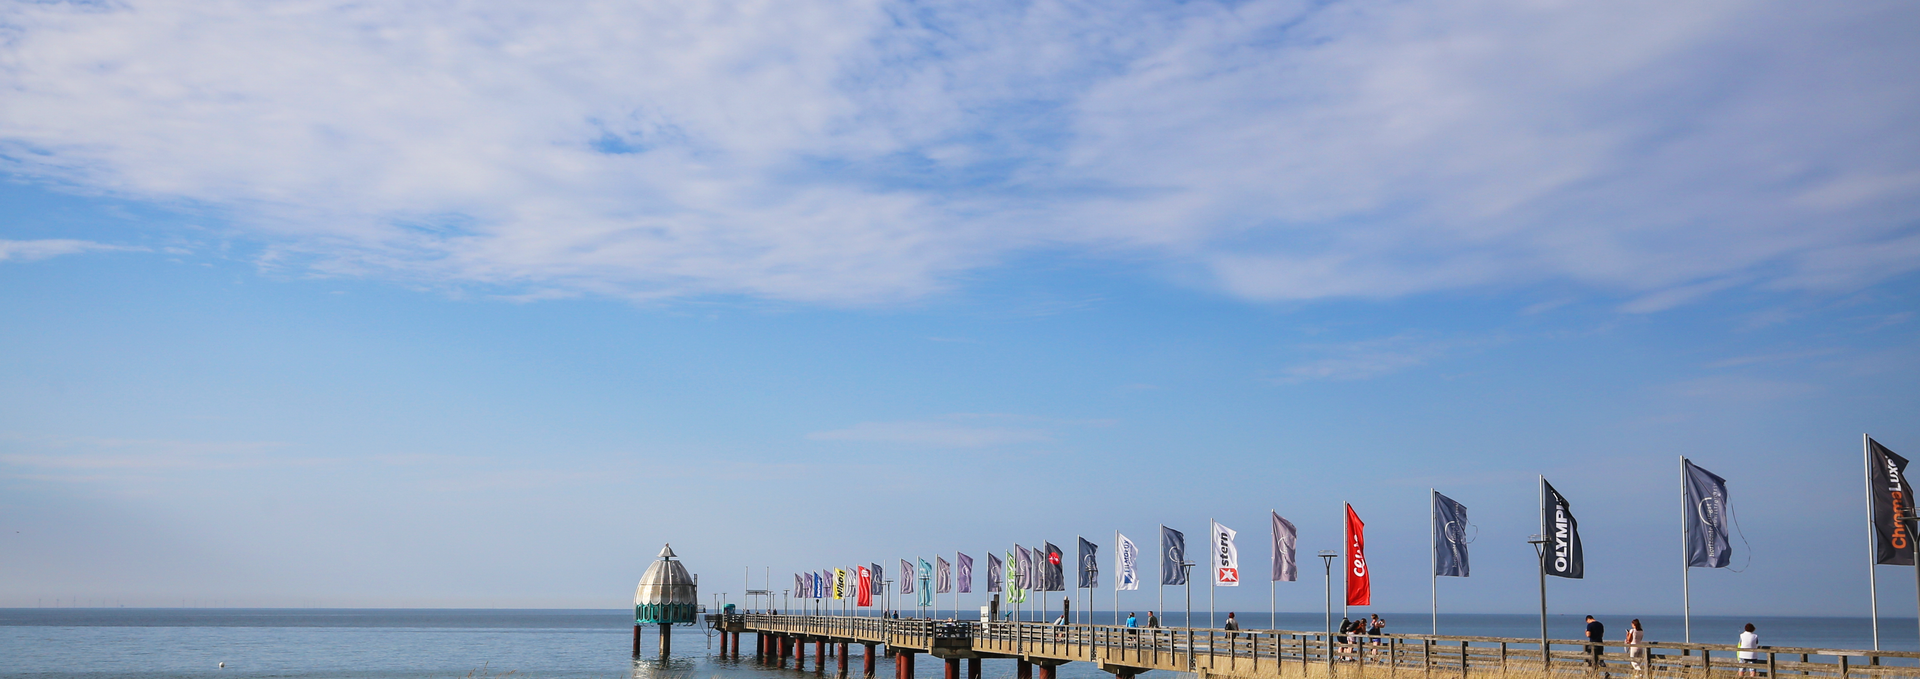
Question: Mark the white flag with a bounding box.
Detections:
[1212,520,1240,586]
[1116,533,1140,591]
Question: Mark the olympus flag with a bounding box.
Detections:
[958,553,974,594]
[936,557,952,594]
[1078,537,1100,589]
[1345,504,1370,606]
[1433,491,1470,577]
[1682,459,1733,569]
[1542,479,1585,579]
[1271,512,1297,582]
[987,553,1004,593]
[1870,437,1915,565]
[1161,526,1188,585]
[1212,521,1240,586]
[1117,533,1140,590]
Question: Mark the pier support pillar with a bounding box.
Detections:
[733,632,742,656]
[659,624,672,654]
[863,644,878,677]
[797,637,808,668]
[896,651,916,679]
[839,643,850,675]
[631,625,641,656]
[816,640,827,672]
[1017,659,1032,679]
[967,658,980,679]
[945,658,960,679]
[1036,665,1054,679]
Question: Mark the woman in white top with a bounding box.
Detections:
[1624,619,1646,675]
[1738,623,1761,677]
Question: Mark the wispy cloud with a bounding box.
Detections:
[0,239,133,262]
[2,1,1916,306]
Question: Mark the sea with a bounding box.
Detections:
[2,609,1914,679]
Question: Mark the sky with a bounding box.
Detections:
[1,0,1918,619]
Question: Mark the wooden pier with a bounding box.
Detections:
[708,614,1920,679]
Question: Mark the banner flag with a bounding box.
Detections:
[900,559,916,594]
[1212,520,1240,586]
[1117,533,1140,590]
[1542,479,1585,579]
[1345,504,1370,606]
[871,563,885,596]
[1433,491,1471,577]
[857,566,874,607]
[936,557,952,594]
[818,570,829,599]
[1271,513,1297,582]
[987,553,1004,592]
[1005,550,1026,603]
[1014,545,1032,590]
[917,558,934,606]
[1077,537,1100,589]
[803,572,814,599]
[796,573,805,599]
[957,553,974,593]
[1161,526,1188,585]
[834,568,847,600]
[1044,542,1065,591]
[1683,459,1734,569]
[1871,437,1915,565]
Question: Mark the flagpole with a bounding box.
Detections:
[1682,455,1692,643]
[1538,476,1548,666]
[1431,488,1439,636]
[1271,513,1277,632]
[1210,517,1217,631]
[1114,531,1121,626]
[1159,526,1166,628]
[1342,503,1350,621]
[1867,433,1882,650]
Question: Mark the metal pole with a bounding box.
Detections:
[1210,517,1216,630]
[1538,476,1549,669]
[1431,488,1438,636]
[1343,503,1350,621]
[1910,506,1920,651]
[1867,434,1882,650]
[1115,530,1121,626]
[1683,456,1693,643]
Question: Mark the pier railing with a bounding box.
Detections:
[727,614,1920,679]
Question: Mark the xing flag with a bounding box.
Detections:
[1161,526,1188,585]
[1345,504,1370,606]
[857,566,874,607]
[917,558,934,606]
[1044,542,1065,591]
[1014,545,1032,590]
[957,553,974,594]
[1433,491,1471,577]
[1004,550,1026,603]
[871,563,884,596]
[987,553,1004,593]
[834,568,846,600]
[900,559,915,594]
[1542,479,1585,579]
[1870,437,1915,565]
[936,557,952,594]
[1077,537,1100,589]
[1212,520,1240,586]
[1117,533,1140,590]
[1271,513,1297,582]
[1682,459,1733,569]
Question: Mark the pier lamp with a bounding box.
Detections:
[1317,551,1338,672]
[1528,535,1548,668]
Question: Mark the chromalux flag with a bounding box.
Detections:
[1212,520,1240,586]
[856,566,874,607]
[870,563,884,596]
[1117,533,1140,590]
[900,559,915,594]
[1044,542,1065,592]
[1542,478,1585,579]
[1161,526,1188,585]
[1682,459,1733,569]
[1870,437,1915,566]
[957,553,974,594]
[1433,491,1470,577]
[1345,504,1370,606]
[1270,512,1297,582]
[1077,537,1100,589]
[986,552,1004,593]
[935,556,952,594]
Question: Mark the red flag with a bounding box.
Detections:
[1345,504,1370,606]
[856,566,874,607]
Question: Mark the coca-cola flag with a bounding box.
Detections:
[1345,504,1370,606]
[1871,437,1915,565]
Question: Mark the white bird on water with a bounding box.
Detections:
[218,662,225,669]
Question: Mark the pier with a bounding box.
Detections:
[707,614,1920,679]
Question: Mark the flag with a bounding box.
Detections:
[857,566,874,607]
[1683,459,1733,569]
[1271,513,1297,582]
[1433,491,1470,577]
[1077,537,1100,589]
[1871,437,1915,565]
[1044,542,1065,591]
[1161,526,1188,585]
[1345,504,1370,606]
[936,557,952,594]
[917,558,934,606]
[1004,550,1026,603]
[871,563,885,596]
[803,572,814,598]
[1117,533,1140,590]
[819,570,829,599]
[1543,479,1585,579]
[986,553,1003,593]
[795,573,804,599]
[834,568,847,600]
[900,559,915,594]
[957,553,974,594]
[1212,520,1240,586]
[1014,545,1032,590]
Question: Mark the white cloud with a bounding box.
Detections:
[0,239,129,262]
[1,0,1916,306]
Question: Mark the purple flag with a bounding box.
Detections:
[957,553,974,593]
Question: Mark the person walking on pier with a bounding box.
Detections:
[1368,615,1385,662]
[1224,612,1239,636]
[1147,612,1159,629]
[1738,623,1761,677]
[1625,620,1646,676]
[1584,615,1606,672]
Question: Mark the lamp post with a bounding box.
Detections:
[1319,550,1338,671]
[1181,560,1196,670]
[1529,535,1548,670]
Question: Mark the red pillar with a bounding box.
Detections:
[967,658,980,679]
[1037,665,1056,679]
[838,644,850,675]
[816,640,827,671]
[797,638,808,668]
[945,658,960,679]
[631,626,641,655]
[732,632,741,655]
[863,644,877,677]
[1016,660,1032,679]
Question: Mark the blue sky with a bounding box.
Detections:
[2,0,1918,618]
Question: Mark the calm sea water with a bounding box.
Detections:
[2,609,1913,679]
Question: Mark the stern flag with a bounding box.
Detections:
[871,563,884,596]
[857,566,874,607]
[1212,521,1240,586]
[1044,543,1065,591]
[900,559,916,594]
[1542,479,1585,579]
[1117,533,1140,590]
[987,553,1004,593]
[957,553,974,594]
[1345,504,1370,606]
[1682,459,1734,569]
[1433,492,1471,577]
[1271,513,1297,582]
[1077,537,1100,589]
[1161,526,1188,585]
[1870,437,1915,565]
[936,557,952,594]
